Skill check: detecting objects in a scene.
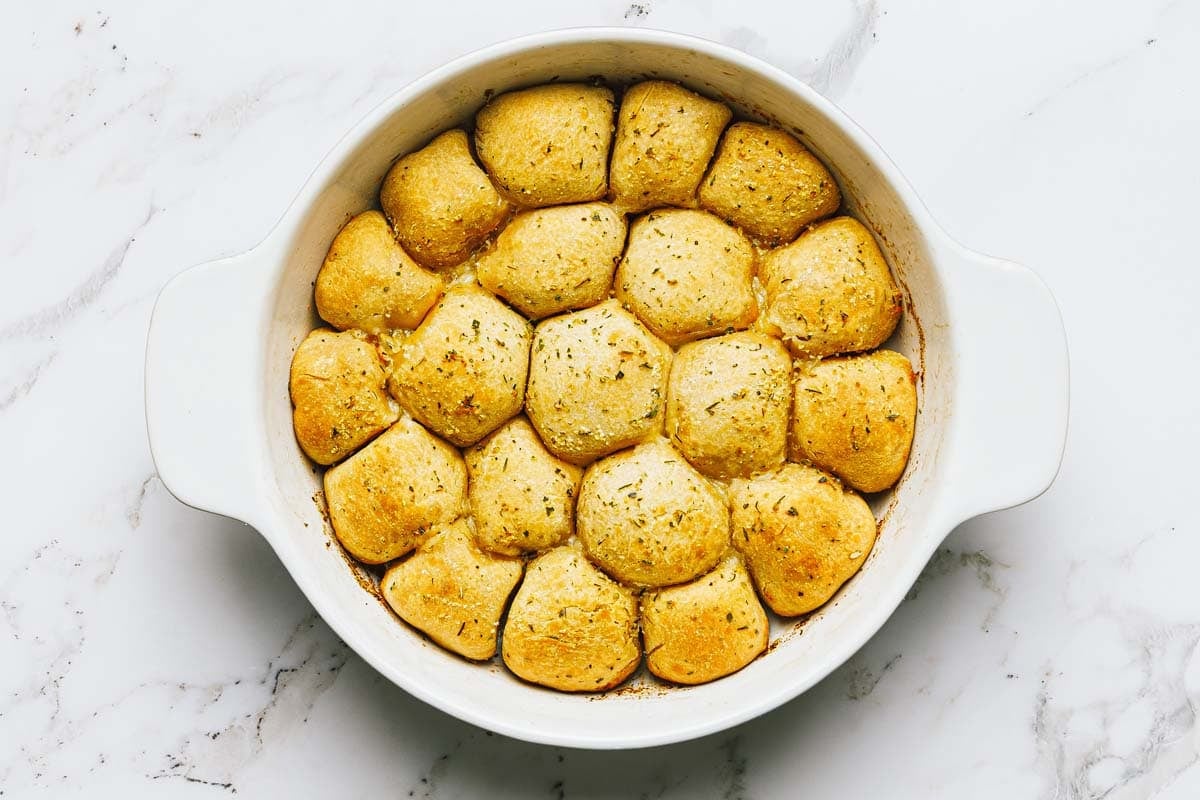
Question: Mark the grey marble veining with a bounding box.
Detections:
[2,0,1199,796]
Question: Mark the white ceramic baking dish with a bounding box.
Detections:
[145,28,1068,749]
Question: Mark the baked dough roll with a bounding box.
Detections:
[474,83,615,207]
[641,555,768,684]
[666,331,791,479]
[615,209,757,345]
[609,81,732,212]
[475,203,625,319]
[792,349,917,493]
[381,518,523,660]
[730,463,876,616]
[759,216,902,358]
[576,438,729,588]
[289,328,397,465]
[315,210,443,333]
[323,417,467,564]
[380,129,510,269]
[525,300,671,465]
[699,122,840,244]
[388,285,531,447]
[502,546,640,692]
[465,417,583,556]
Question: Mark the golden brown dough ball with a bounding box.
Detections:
[792,350,917,493]
[609,81,732,213]
[323,417,467,564]
[380,518,523,660]
[502,545,640,692]
[474,83,615,208]
[666,331,791,479]
[289,328,398,465]
[525,300,671,465]
[615,209,757,345]
[759,216,902,358]
[379,129,510,270]
[576,438,730,588]
[730,463,876,616]
[641,555,768,684]
[464,417,583,556]
[388,285,531,447]
[699,122,840,244]
[314,210,444,333]
[475,203,625,319]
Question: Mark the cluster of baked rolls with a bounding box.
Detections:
[289,79,918,691]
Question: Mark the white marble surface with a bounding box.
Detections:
[2,0,1198,796]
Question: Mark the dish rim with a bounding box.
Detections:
[145,26,1070,749]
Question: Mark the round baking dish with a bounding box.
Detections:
[144,28,1068,749]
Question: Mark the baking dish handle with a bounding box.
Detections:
[145,248,272,526]
[936,237,1069,526]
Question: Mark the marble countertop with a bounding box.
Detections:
[3,0,1198,796]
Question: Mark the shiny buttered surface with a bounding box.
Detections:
[322,417,467,564]
[615,208,758,345]
[465,417,582,556]
[475,83,615,208]
[381,518,523,661]
[610,81,732,212]
[666,331,792,480]
[291,79,919,692]
[792,350,918,493]
[760,216,903,358]
[576,438,730,588]
[387,285,531,447]
[731,463,878,616]
[525,300,671,465]
[315,210,444,333]
[380,129,510,270]
[502,546,641,692]
[289,328,398,466]
[475,202,625,319]
[699,122,841,245]
[641,555,769,685]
